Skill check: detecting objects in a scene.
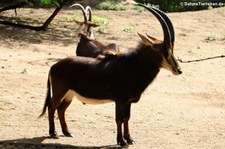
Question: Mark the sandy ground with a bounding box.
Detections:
[0,5,225,149]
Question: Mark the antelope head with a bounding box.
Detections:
[70,4,99,39]
[138,3,182,75]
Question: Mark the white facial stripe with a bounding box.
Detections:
[167,49,172,58]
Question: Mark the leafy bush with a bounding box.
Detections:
[92,16,110,26]
[93,16,110,34]
[97,28,106,34]
[66,15,109,26]
[66,15,109,34]
[65,15,80,22]
[41,0,62,6]
[132,5,146,12]
[96,0,126,11]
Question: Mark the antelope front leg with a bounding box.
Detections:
[123,103,135,144]
[115,101,128,146]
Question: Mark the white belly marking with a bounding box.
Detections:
[65,90,113,104]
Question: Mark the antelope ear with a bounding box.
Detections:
[146,33,161,43]
[107,50,117,56]
[87,21,100,27]
[137,32,153,46]
[74,20,84,25]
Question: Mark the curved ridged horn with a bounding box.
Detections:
[152,7,175,44]
[86,6,92,21]
[70,3,87,22]
[138,3,171,48]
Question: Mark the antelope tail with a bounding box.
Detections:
[39,74,51,118]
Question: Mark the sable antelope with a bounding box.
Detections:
[70,3,119,58]
[39,4,182,146]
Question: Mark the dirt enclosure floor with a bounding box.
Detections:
[0,5,225,149]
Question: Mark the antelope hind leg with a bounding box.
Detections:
[57,97,73,137]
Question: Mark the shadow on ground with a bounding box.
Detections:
[0,136,123,149]
[0,21,77,47]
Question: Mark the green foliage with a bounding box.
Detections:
[134,0,224,12]
[97,28,106,34]
[222,35,225,41]
[132,5,146,12]
[133,3,158,12]
[123,25,136,33]
[41,0,62,7]
[134,0,152,4]
[206,35,225,41]
[65,15,109,26]
[206,35,216,41]
[65,15,80,22]
[92,16,109,26]
[13,17,21,24]
[41,0,51,5]
[96,0,126,11]
[65,15,109,34]
[93,16,109,34]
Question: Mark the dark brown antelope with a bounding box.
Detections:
[39,4,182,146]
[70,3,119,58]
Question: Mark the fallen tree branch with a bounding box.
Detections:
[178,55,225,63]
[0,0,70,31]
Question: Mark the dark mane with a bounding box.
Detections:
[99,42,145,62]
[122,42,144,57]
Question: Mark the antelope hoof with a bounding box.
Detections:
[63,131,74,137]
[49,131,59,139]
[117,139,128,147]
[126,138,135,145]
